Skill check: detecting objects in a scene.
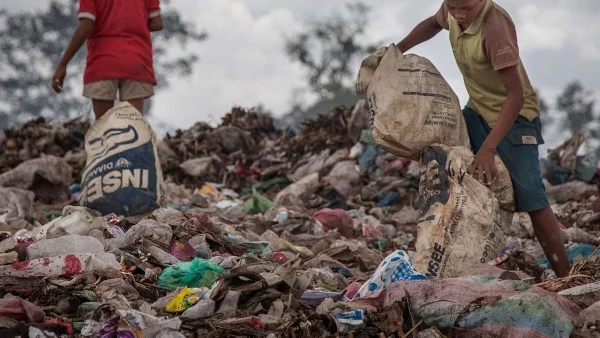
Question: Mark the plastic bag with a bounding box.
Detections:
[157,258,224,290]
[0,187,34,222]
[351,276,580,338]
[0,156,73,203]
[243,188,273,215]
[0,253,121,278]
[0,296,45,323]
[353,250,426,299]
[122,219,172,247]
[27,235,105,260]
[274,173,319,205]
[27,207,102,241]
[170,241,197,262]
[323,161,360,198]
[576,152,600,182]
[165,287,209,313]
[314,208,354,239]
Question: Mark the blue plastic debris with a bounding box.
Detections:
[354,250,426,299]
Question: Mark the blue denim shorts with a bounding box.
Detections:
[462,106,549,212]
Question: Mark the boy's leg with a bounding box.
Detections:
[92,100,115,120]
[126,98,145,114]
[83,80,118,120]
[529,207,570,276]
[492,116,569,277]
[119,80,154,114]
[462,107,569,277]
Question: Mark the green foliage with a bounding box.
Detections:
[556,80,596,137]
[285,2,375,99]
[553,80,600,156]
[283,1,377,126]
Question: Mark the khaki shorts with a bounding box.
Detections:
[83,79,154,101]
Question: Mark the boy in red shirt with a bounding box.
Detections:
[52,0,163,119]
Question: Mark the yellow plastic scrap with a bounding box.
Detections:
[198,184,216,197]
[165,287,201,313]
[282,239,314,258]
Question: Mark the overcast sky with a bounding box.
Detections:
[2,0,600,149]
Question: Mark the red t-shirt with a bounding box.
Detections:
[78,0,160,85]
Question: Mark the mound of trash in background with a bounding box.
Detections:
[0,101,598,337]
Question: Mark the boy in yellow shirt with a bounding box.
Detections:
[397,0,569,276]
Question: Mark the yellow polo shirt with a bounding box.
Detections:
[435,0,540,127]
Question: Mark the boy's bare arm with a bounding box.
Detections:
[397,16,442,53]
[470,65,524,183]
[149,15,163,32]
[52,18,94,93]
[58,19,94,68]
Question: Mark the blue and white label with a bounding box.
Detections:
[80,103,165,216]
[81,141,159,216]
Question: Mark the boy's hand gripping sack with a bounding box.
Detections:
[413,145,515,278]
[79,102,166,216]
[356,45,470,161]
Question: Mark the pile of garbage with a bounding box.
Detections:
[0,117,89,182]
[0,101,599,337]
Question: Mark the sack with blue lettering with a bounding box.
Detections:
[413,144,514,278]
[79,102,166,216]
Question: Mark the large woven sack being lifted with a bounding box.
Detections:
[356,44,470,161]
[413,144,515,278]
